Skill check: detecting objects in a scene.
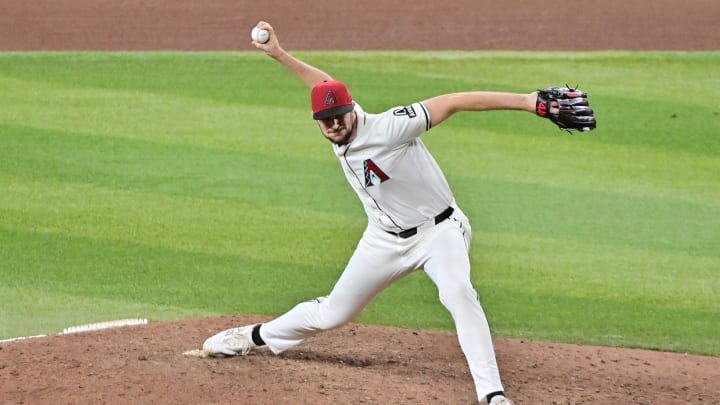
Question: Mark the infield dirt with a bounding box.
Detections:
[1,0,718,404]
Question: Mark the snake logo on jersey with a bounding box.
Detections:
[363,159,389,187]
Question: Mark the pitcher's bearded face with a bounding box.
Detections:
[317,111,357,146]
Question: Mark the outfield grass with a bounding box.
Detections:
[0,51,718,355]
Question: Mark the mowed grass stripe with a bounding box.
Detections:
[457,176,719,257]
[0,52,303,107]
[0,124,355,213]
[472,231,718,311]
[0,76,325,160]
[0,228,340,322]
[479,286,720,356]
[429,126,720,207]
[0,173,361,267]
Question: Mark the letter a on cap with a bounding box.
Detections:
[324,91,336,107]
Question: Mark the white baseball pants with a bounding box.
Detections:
[259,207,504,401]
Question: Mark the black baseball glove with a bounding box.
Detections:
[536,87,596,132]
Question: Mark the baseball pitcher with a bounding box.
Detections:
[199,21,595,405]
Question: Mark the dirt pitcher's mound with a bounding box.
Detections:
[1,316,718,404]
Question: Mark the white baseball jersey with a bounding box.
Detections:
[333,102,454,232]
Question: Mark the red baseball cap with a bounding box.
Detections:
[311,80,354,120]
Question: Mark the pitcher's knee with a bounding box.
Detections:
[438,283,480,309]
[309,296,357,331]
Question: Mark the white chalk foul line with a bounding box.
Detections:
[0,318,148,344]
[62,318,148,334]
[0,334,49,344]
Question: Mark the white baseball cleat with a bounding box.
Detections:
[489,395,515,405]
[202,325,257,356]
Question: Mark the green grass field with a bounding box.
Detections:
[1,51,718,356]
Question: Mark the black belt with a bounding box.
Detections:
[387,207,454,239]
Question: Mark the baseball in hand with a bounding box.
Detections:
[251,27,269,44]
